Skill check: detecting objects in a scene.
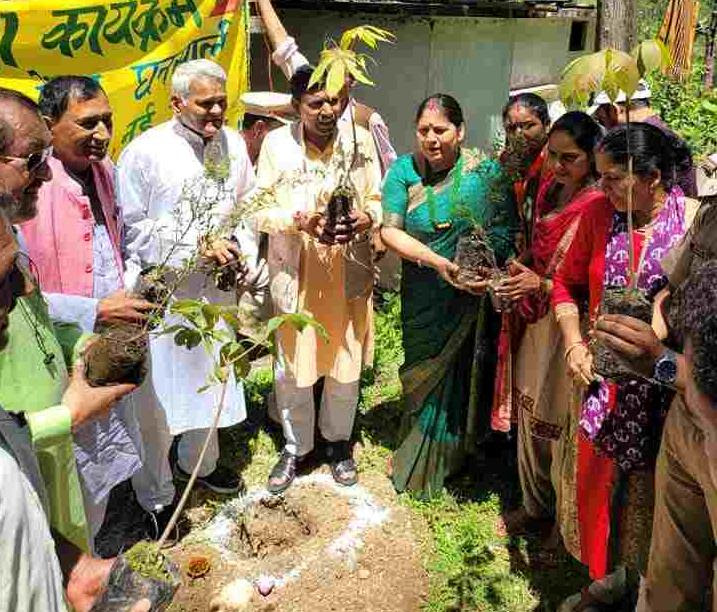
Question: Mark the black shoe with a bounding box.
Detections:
[143,504,179,547]
[267,450,301,495]
[174,464,243,495]
[326,441,358,487]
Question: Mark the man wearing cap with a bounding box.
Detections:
[590,79,697,196]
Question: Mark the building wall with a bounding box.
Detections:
[250,10,594,154]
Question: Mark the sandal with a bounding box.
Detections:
[267,450,300,495]
[326,442,358,487]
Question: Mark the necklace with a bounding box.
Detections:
[425,155,464,230]
[17,298,56,366]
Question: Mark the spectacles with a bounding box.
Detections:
[0,145,52,173]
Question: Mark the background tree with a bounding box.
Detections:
[598,0,637,51]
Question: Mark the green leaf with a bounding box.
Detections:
[631,39,672,76]
[701,99,717,114]
[267,313,329,342]
[232,356,251,381]
[326,59,347,97]
[170,299,203,318]
[201,303,221,330]
[174,329,202,350]
[213,363,228,383]
[559,48,639,107]
[339,25,394,51]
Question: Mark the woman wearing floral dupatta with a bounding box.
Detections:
[380,94,517,498]
[552,124,699,609]
[496,112,606,542]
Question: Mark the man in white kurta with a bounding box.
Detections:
[255,65,382,493]
[116,60,256,532]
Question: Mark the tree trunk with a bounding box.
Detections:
[598,0,637,51]
[704,9,717,90]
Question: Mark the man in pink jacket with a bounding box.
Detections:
[20,76,153,548]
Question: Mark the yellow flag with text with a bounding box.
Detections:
[0,0,249,158]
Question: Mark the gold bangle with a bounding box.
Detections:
[564,341,585,361]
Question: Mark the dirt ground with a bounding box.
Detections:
[97,465,427,612]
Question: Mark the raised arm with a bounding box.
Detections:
[255,0,310,80]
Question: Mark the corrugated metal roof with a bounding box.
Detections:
[272,0,595,18]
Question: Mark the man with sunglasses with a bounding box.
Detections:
[0,90,139,610]
[20,76,151,550]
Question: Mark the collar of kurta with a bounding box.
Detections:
[170,117,230,164]
[299,122,338,162]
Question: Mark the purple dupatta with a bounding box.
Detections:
[579,187,687,472]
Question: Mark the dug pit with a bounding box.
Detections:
[232,496,316,559]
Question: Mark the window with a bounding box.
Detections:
[569,20,588,52]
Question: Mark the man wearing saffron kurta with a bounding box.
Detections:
[117,60,256,536]
[21,76,150,547]
[255,65,382,493]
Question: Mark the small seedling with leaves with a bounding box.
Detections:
[309,25,394,97]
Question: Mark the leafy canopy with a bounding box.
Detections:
[560,39,672,107]
[309,25,394,97]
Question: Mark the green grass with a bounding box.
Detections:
[219,292,589,610]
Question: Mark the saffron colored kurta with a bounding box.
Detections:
[254,122,383,388]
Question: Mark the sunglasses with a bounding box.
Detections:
[0,145,53,174]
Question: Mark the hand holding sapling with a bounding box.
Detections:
[494,260,542,302]
[97,290,156,325]
[593,313,663,378]
[332,210,372,244]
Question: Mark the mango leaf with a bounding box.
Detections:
[631,39,672,76]
[606,49,640,99]
[174,328,202,350]
[560,48,639,106]
[560,52,606,105]
[326,57,347,97]
[339,25,394,51]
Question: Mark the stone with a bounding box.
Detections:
[209,578,254,611]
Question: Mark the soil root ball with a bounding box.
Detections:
[592,287,653,381]
[454,230,497,285]
[90,550,180,612]
[85,323,148,387]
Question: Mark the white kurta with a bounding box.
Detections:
[116,119,256,434]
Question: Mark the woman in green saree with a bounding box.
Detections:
[381,94,518,497]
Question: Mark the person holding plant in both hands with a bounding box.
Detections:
[254,65,382,493]
[551,123,699,610]
[495,112,607,553]
[380,94,517,498]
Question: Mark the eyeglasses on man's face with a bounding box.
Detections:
[0,145,53,174]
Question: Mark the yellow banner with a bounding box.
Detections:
[0,0,249,158]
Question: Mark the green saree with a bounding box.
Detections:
[383,150,517,497]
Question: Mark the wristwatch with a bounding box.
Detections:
[653,348,678,386]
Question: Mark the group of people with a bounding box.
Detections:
[1,2,716,610]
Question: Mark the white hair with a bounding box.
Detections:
[171,59,227,99]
